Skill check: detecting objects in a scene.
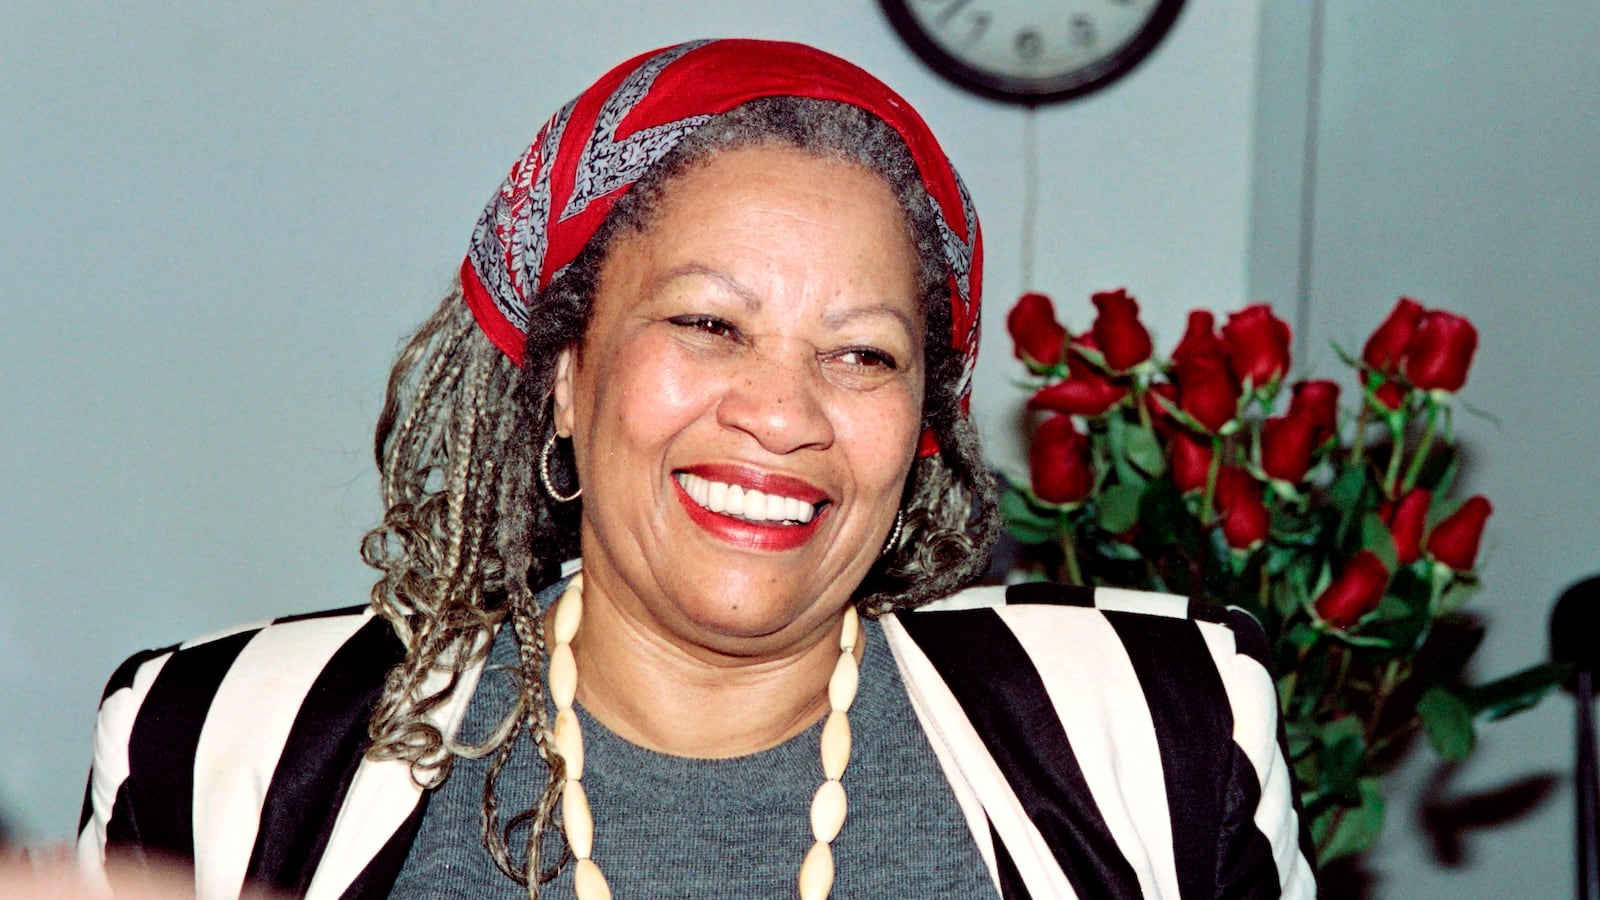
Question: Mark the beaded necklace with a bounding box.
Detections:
[547,574,859,900]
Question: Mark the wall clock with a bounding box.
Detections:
[881,0,1185,103]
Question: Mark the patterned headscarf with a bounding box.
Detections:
[461,38,982,456]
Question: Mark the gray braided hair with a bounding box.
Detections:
[360,97,998,895]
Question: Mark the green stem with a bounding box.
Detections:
[1400,399,1441,494]
[1061,525,1084,586]
[1383,426,1406,498]
[1199,436,1224,525]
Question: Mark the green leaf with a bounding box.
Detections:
[1138,478,1200,550]
[1123,423,1166,478]
[1000,489,1058,545]
[1460,662,1573,721]
[1360,513,1399,571]
[1316,716,1367,804]
[1417,688,1476,761]
[1097,483,1142,534]
[1318,777,1387,863]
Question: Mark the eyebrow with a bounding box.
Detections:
[653,263,760,310]
[654,262,918,335]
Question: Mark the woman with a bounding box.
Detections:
[77,40,1314,899]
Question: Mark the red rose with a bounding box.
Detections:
[1289,379,1341,447]
[1426,495,1492,571]
[1314,550,1390,629]
[1403,310,1479,393]
[1386,488,1431,565]
[1221,304,1293,389]
[1090,289,1153,372]
[1168,429,1213,494]
[1260,411,1319,483]
[1174,350,1240,433]
[1030,414,1094,505]
[1370,377,1408,413]
[1363,297,1425,374]
[1172,310,1227,364]
[1029,358,1129,418]
[1007,292,1068,370]
[1214,466,1269,551]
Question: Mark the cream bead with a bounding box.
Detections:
[549,641,578,709]
[797,841,835,900]
[820,708,851,781]
[828,651,858,711]
[809,778,847,843]
[573,858,611,900]
[562,778,595,860]
[548,576,856,895]
[552,580,584,645]
[552,707,584,780]
[838,605,859,653]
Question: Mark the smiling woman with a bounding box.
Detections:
[74,39,1314,900]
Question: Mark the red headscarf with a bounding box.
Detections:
[461,39,982,456]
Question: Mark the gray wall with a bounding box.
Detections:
[1251,3,1600,897]
[1,0,1264,844]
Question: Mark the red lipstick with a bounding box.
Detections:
[672,465,830,552]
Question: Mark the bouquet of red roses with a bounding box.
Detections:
[1003,290,1567,862]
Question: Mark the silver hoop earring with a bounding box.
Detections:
[880,508,905,558]
[539,432,581,502]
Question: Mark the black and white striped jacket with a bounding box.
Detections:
[78,582,1316,898]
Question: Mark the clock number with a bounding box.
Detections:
[963,11,991,45]
[1014,28,1043,61]
[1070,14,1097,49]
[932,0,970,27]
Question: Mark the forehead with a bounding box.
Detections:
[594,145,924,322]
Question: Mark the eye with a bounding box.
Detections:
[832,347,899,370]
[668,315,740,339]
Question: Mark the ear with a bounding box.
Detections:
[552,346,577,438]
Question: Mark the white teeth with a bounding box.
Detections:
[675,473,819,525]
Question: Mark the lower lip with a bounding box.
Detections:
[673,480,824,552]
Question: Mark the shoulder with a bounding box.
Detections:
[80,605,405,868]
[904,581,1272,674]
[883,581,1280,764]
[96,605,398,722]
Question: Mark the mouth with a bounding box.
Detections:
[674,472,825,525]
[671,466,832,552]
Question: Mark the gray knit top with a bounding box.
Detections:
[391,585,998,898]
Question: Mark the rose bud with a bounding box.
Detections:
[1029,357,1129,418]
[1172,309,1227,365]
[1426,495,1493,571]
[1168,428,1214,494]
[1289,379,1341,447]
[1386,488,1431,565]
[1362,296,1425,374]
[1222,304,1293,390]
[1090,288,1154,372]
[1314,550,1391,629]
[1030,414,1095,505]
[1007,292,1068,370]
[1260,411,1319,484]
[1215,466,1270,551]
[1403,310,1479,393]
[1369,377,1408,413]
[1174,350,1240,433]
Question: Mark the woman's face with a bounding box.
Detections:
[553,144,925,655]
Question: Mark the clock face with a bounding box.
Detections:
[882,0,1185,103]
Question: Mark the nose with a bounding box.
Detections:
[715,339,835,455]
